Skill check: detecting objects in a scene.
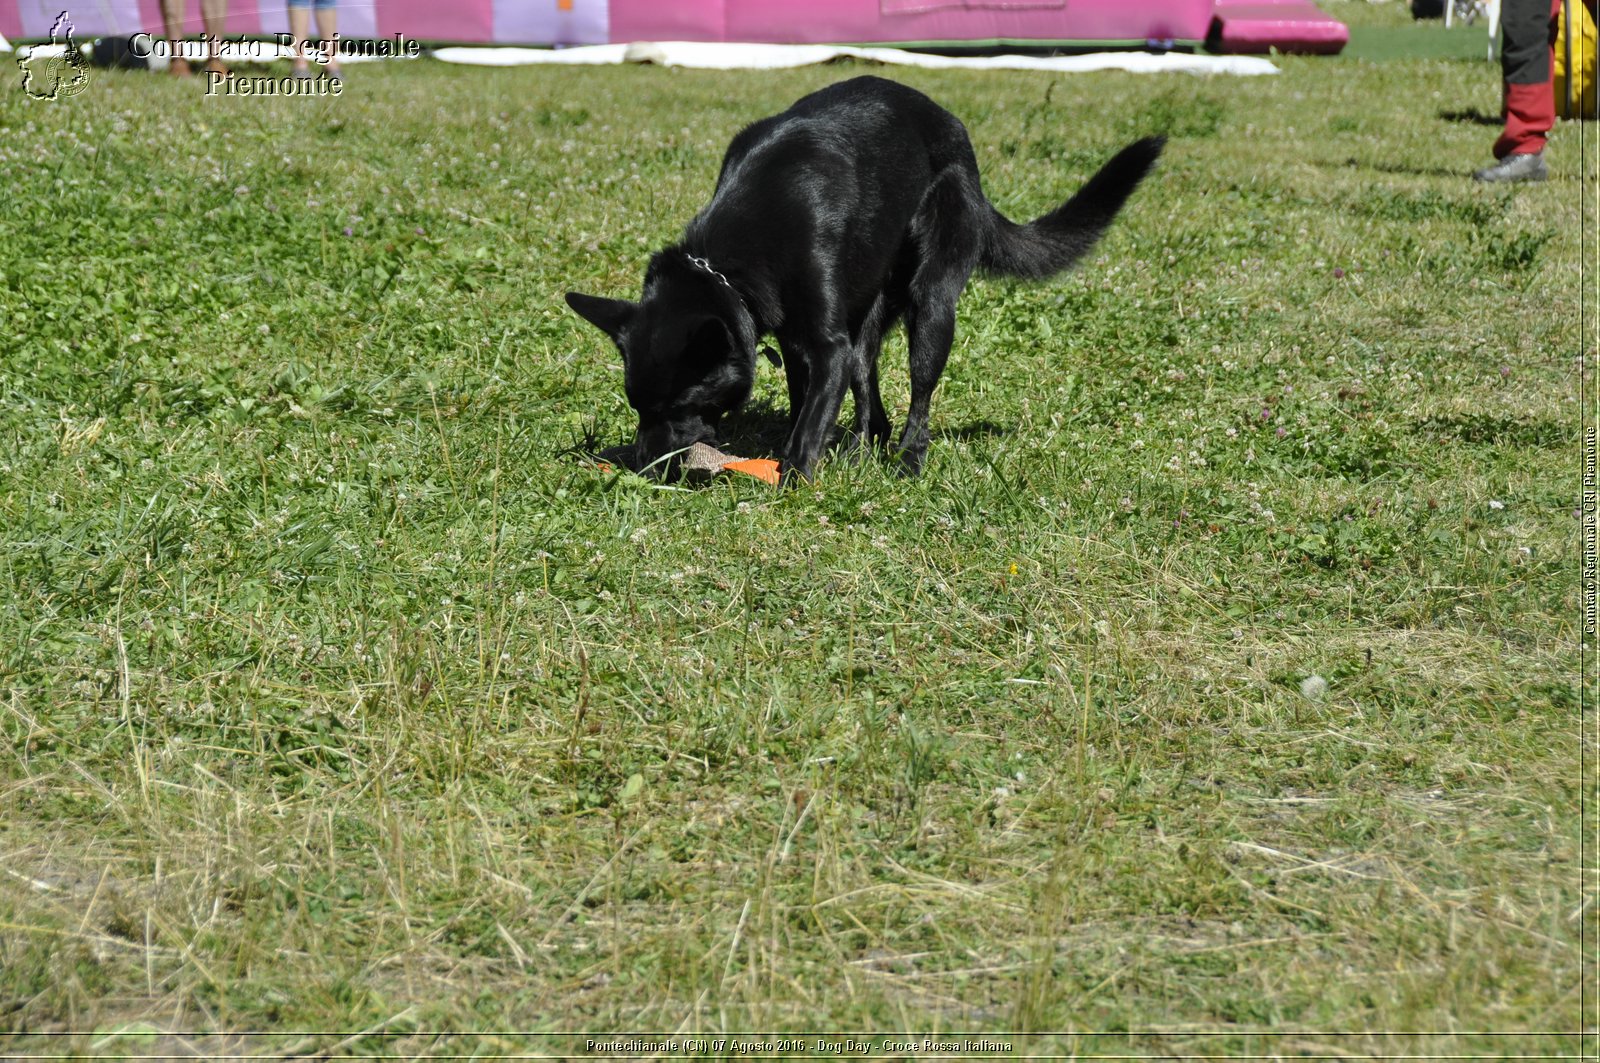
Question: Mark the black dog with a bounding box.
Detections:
[567,75,1163,479]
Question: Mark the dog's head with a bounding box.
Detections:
[566,252,758,475]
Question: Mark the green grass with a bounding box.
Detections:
[1336,0,1494,64]
[1,19,1595,1058]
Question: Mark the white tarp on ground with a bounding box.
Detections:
[431,40,1279,75]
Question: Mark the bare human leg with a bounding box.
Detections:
[159,0,191,76]
[317,6,342,79]
[201,0,229,78]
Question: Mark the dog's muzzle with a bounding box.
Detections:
[634,417,715,477]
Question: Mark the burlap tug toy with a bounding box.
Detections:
[594,442,781,485]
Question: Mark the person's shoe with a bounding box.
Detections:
[202,57,231,79]
[169,56,192,77]
[292,60,313,79]
[1473,152,1547,183]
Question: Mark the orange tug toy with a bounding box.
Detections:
[595,442,781,486]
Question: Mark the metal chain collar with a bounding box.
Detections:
[684,254,735,291]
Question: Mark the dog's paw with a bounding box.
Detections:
[895,450,927,478]
[778,461,814,487]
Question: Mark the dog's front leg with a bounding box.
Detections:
[782,352,809,433]
[781,335,851,482]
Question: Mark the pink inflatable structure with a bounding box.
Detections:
[610,0,1216,50]
[2,0,1343,55]
[1210,0,1348,54]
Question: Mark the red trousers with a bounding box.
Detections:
[1495,0,1564,157]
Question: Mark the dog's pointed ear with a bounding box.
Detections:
[565,292,638,344]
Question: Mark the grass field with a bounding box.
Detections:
[1341,3,1492,63]
[1,1,1595,1056]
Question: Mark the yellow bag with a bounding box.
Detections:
[1555,0,1598,119]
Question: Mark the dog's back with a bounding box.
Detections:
[688,77,964,315]
[687,76,1160,324]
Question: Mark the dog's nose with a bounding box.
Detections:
[634,423,678,475]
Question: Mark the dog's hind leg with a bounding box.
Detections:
[896,171,983,476]
[844,296,893,462]
[897,299,957,477]
[861,355,892,450]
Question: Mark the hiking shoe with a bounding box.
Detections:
[1473,152,1547,183]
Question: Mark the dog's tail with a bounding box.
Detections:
[979,135,1165,280]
